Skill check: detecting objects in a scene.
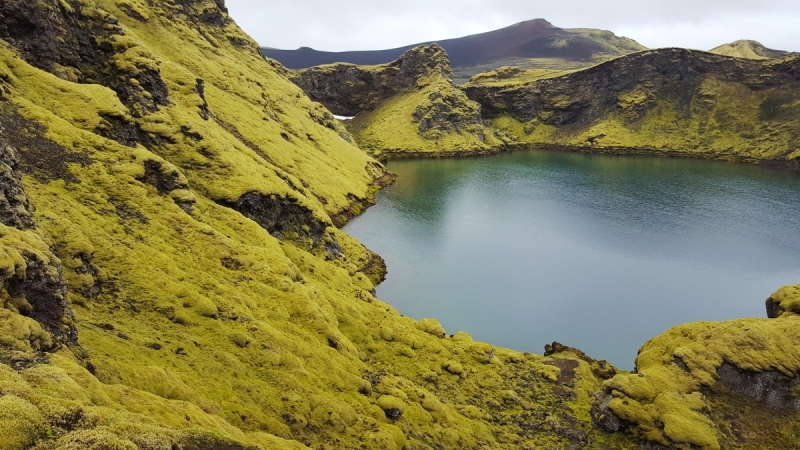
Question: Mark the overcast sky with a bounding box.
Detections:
[226,0,800,53]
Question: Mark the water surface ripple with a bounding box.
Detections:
[343,151,800,369]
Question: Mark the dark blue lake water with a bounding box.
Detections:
[343,150,800,369]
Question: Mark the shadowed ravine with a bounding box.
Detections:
[344,150,800,369]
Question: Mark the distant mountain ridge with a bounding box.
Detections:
[262,19,645,72]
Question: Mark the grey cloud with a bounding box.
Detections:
[227,0,800,52]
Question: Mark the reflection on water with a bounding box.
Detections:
[343,150,800,369]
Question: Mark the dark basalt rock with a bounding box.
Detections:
[764,291,800,318]
[222,192,340,257]
[765,296,784,318]
[172,0,230,26]
[591,391,622,433]
[114,69,171,114]
[291,44,454,116]
[199,8,228,26]
[465,48,800,126]
[327,165,394,226]
[4,249,77,348]
[174,0,229,16]
[0,0,97,76]
[0,138,34,229]
[95,113,139,147]
[195,78,211,120]
[214,0,228,12]
[139,160,181,195]
[355,250,388,285]
[135,160,195,213]
[383,407,403,421]
[544,341,617,380]
[1,105,93,183]
[717,362,800,410]
[0,133,77,348]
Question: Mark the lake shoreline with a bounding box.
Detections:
[372,142,800,174]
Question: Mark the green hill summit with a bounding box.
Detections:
[709,39,794,60]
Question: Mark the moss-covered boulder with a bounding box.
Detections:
[766,284,800,318]
[591,286,800,449]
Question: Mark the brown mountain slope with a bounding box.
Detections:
[262,19,645,83]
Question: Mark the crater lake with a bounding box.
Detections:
[344,150,800,369]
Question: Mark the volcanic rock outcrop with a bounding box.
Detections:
[293,45,488,158]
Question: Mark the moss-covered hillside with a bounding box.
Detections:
[292,46,800,169]
[1,1,800,450]
[465,48,800,170]
[291,45,491,159]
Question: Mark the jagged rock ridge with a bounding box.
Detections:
[290,45,800,169]
[464,48,800,170]
[292,44,456,116]
[295,44,489,158]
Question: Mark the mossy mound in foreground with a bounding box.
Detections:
[594,291,800,449]
[0,1,799,449]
